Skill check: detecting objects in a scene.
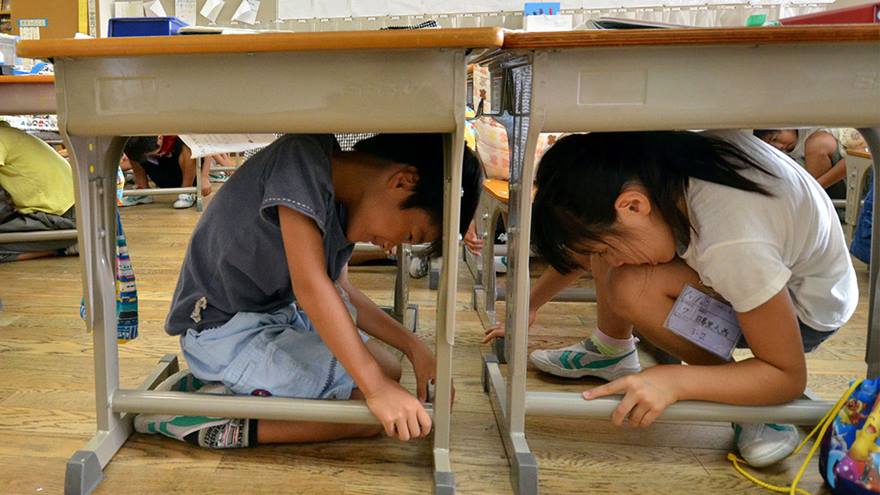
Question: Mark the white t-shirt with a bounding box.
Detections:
[678,130,857,331]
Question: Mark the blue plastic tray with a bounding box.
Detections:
[108,17,189,37]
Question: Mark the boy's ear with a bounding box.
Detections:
[614,186,652,221]
[388,166,419,190]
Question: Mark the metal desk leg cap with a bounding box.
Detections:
[65,450,103,495]
[429,267,440,290]
[434,470,455,495]
[512,452,539,495]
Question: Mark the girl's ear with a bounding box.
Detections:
[614,186,652,222]
[389,166,419,190]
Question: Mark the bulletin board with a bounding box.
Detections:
[11,0,80,39]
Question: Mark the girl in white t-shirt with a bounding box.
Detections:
[488,130,857,467]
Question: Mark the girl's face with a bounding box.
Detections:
[572,186,678,268]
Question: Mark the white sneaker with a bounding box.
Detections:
[409,256,429,279]
[173,193,196,209]
[119,194,154,207]
[494,255,507,274]
[529,339,641,380]
[733,423,799,467]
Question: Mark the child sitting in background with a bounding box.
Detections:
[485,130,856,468]
[754,128,846,199]
[135,134,481,447]
[122,135,234,209]
[0,121,76,262]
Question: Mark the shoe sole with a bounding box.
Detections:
[529,354,640,381]
[740,438,798,468]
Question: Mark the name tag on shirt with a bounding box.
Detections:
[664,284,742,360]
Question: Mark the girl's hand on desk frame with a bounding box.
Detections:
[583,366,680,428]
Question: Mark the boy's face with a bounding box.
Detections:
[347,167,440,250]
[760,130,798,153]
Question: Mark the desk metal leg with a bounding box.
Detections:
[484,58,544,495]
[860,128,880,379]
[195,157,204,212]
[62,135,170,495]
[433,102,466,493]
[393,243,418,332]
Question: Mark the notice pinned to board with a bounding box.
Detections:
[175,0,197,25]
[19,26,40,40]
[200,0,225,22]
[278,0,313,20]
[115,1,144,17]
[143,0,168,17]
[178,134,278,159]
[231,0,260,24]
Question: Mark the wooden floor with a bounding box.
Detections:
[0,193,866,494]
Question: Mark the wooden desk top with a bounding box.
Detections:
[503,24,880,49]
[0,75,54,84]
[17,27,504,59]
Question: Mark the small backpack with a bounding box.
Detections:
[820,378,880,494]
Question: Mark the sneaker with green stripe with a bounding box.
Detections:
[529,339,641,380]
[134,370,234,444]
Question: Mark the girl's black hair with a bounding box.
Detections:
[533,131,776,274]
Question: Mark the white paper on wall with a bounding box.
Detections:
[200,0,225,22]
[350,0,387,16]
[386,0,422,15]
[585,0,624,9]
[232,0,260,23]
[313,0,350,18]
[464,0,515,12]
[175,0,197,24]
[422,0,465,14]
[19,26,40,39]
[619,0,665,8]
[178,134,278,158]
[115,1,144,17]
[143,0,168,17]
[523,14,573,30]
[278,0,314,19]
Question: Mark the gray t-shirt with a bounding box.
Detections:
[165,134,354,335]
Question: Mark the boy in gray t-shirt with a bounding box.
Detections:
[135,134,481,449]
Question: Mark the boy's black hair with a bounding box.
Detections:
[353,134,483,256]
[123,136,160,164]
[753,129,782,140]
[533,131,776,274]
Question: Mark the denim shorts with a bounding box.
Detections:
[180,298,366,400]
[736,318,836,353]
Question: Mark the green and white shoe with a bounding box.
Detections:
[529,339,641,380]
[134,370,233,444]
[733,423,799,467]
